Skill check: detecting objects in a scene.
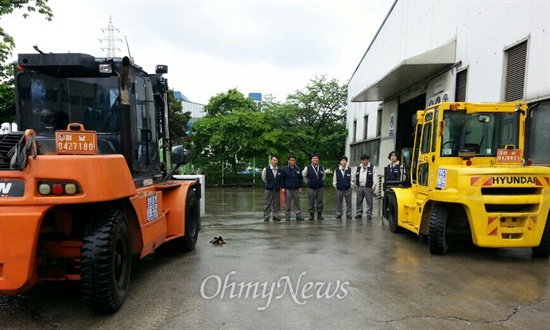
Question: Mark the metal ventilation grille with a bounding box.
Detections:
[0,133,24,170]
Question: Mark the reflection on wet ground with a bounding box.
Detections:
[199,187,550,328]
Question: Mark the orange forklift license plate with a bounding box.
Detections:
[496,149,523,163]
[55,130,98,155]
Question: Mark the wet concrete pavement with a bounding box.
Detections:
[1,187,549,329]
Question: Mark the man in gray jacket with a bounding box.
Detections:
[354,154,377,220]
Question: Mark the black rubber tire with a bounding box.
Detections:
[382,194,389,219]
[532,217,550,258]
[387,193,401,233]
[81,210,132,314]
[174,189,200,252]
[429,204,449,255]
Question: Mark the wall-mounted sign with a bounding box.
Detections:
[433,80,445,95]
[389,113,395,136]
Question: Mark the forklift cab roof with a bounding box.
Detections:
[17,53,106,77]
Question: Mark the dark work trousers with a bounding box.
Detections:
[356,186,374,217]
[264,190,280,220]
[284,189,302,219]
[307,187,324,214]
[336,188,352,218]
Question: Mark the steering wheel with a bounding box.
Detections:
[442,140,458,149]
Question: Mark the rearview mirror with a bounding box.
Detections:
[171,145,190,166]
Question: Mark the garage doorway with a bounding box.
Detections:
[395,94,426,155]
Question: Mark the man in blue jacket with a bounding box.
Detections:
[281,154,304,221]
[333,155,352,220]
[302,153,326,220]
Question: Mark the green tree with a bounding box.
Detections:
[0,0,53,123]
[167,89,191,145]
[190,78,347,183]
[203,88,258,117]
[0,65,15,123]
[271,75,348,166]
[191,89,269,177]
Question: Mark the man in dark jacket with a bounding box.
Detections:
[333,155,352,219]
[281,155,304,221]
[385,151,404,182]
[261,155,282,221]
[383,151,404,219]
[302,154,326,220]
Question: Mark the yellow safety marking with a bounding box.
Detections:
[535,177,550,186]
[487,217,498,236]
[471,176,492,186]
[527,216,537,231]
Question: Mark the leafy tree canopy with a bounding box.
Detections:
[0,0,53,78]
[0,65,15,123]
[190,76,348,176]
[271,75,348,166]
[0,0,53,123]
[203,88,258,117]
[192,88,270,173]
[167,89,191,145]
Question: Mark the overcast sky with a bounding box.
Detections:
[5,0,393,104]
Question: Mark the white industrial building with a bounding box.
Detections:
[173,91,205,134]
[181,100,206,121]
[346,0,550,170]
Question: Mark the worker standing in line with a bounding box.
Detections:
[354,154,377,220]
[302,153,326,220]
[281,154,304,221]
[333,155,352,220]
[261,155,282,221]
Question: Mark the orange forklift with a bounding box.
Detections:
[0,53,200,313]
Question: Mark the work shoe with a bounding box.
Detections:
[297,215,305,221]
[367,215,372,220]
[264,218,269,222]
[309,213,315,220]
[336,216,342,219]
[273,217,281,221]
[346,216,352,220]
[355,215,362,219]
[317,212,324,220]
[286,217,291,221]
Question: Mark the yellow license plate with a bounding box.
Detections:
[55,130,98,155]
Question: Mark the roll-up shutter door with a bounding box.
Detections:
[505,41,527,102]
[455,69,467,102]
